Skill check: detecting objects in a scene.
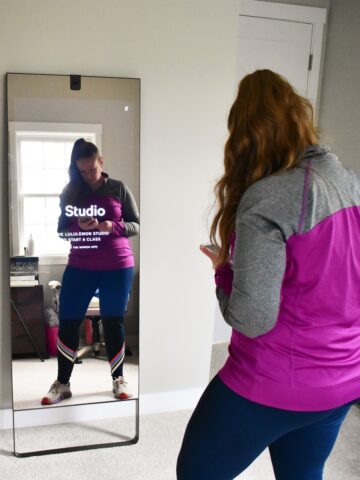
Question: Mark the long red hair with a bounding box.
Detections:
[210,69,318,264]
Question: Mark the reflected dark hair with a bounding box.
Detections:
[62,138,100,206]
[68,138,99,184]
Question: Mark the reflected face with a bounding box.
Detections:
[76,156,104,186]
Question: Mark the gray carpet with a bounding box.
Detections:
[0,343,359,480]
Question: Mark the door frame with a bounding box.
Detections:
[238,0,328,118]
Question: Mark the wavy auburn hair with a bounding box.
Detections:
[210,69,318,265]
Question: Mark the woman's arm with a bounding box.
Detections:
[214,178,298,338]
[111,182,140,237]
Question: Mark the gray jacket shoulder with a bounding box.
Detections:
[237,165,306,241]
[300,152,360,232]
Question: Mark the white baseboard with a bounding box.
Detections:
[0,408,12,429]
[139,387,203,416]
[12,401,136,428]
[0,386,204,429]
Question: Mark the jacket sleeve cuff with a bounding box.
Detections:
[214,263,233,296]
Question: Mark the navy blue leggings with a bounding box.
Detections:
[177,375,354,480]
[57,266,134,383]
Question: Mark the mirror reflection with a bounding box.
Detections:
[8,74,140,420]
[42,137,139,405]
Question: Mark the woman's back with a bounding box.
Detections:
[218,145,360,411]
[177,71,359,479]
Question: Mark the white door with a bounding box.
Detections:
[237,15,313,101]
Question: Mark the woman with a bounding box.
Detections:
[177,70,360,479]
[41,138,139,405]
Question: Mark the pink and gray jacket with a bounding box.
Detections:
[215,145,360,411]
[57,174,139,271]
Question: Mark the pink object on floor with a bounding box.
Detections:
[45,325,59,357]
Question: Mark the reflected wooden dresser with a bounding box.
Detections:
[11,285,47,357]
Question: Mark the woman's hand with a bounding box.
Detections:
[98,220,113,233]
[78,217,99,230]
[200,244,221,269]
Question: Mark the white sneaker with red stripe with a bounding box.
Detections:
[113,376,132,400]
[41,380,72,405]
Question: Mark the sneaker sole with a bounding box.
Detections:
[41,392,72,406]
[112,388,132,400]
[114,393,133,400]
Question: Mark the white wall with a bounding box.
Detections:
[318,0,360,168]
[0,0,241,409]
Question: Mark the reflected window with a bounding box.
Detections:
[9,122,102,261]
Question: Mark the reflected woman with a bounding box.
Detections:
[41,138,139,405]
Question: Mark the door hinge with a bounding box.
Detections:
[308,53,313,71]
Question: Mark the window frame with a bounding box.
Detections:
[9,122,102,265]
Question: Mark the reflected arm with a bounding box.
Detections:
[112,182,140,238]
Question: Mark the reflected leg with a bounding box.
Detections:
[101,317,126,378]
[57,319,83,384]
[98,267,134,378]
[57,266,98,384]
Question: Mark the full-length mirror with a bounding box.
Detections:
[7,73,140,455]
